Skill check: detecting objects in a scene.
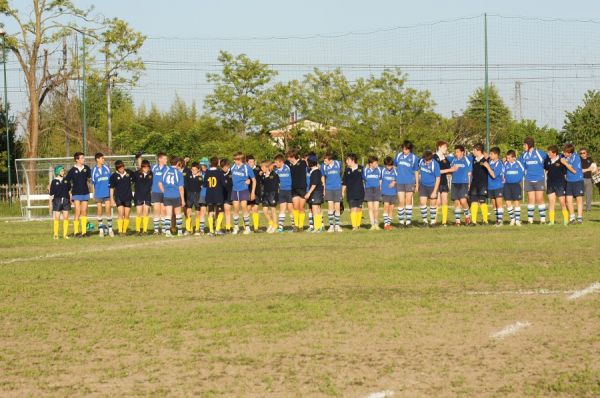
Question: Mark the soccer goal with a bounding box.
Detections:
[15,155,155,220]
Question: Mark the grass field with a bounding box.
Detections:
[1,208,599,397]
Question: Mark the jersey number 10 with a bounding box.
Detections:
[207,176,217,188]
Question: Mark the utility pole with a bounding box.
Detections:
[81,32,87,155]
[62,37,70,156]
[484,13,490,151]
[105,42,113,154]
[0,27,11,206]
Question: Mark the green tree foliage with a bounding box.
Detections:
[205,51,277,135]
[0,102,21,180]
[459,85,512,147]
[563,90,600,157]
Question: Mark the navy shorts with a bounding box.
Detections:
[488,188,504,199]
[451,183,469,201]
[503,183,522,201]
[565,181,584,197]
[114,196,132,208]
[381,194,398,204]
[278,190,292,204]
[95,196,110,203]
[364,187,382,202]
[186,192,202,209]
[72,194,90,202]
[525,180,545,192]
[469,185,488,202]
[419,185,436,198]
[547,183,566,197]
[134,192,151,206]
[262,191,278,207]
[324,189,342,202]
[231,190,250,202]
[292,188,307,198]
[163,196,181,208]
[348,198,364,208]
[396,183,415,193]
[151,192,164,204]
[52,197,71,212]
[308,190,324,206]
[438,184,450,193]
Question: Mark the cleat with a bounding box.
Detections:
[53,235,59,240]
[153,231,160,236]
[276,228,284,233]
[327,225,335,233]
[194,231,201,236]
[178,231,184,237]
[307,226,314,233]
[455,221,461,227]
[515,220,522,226]
[384,225,392,231]
[243,227,251,235]
[509,219,515,226]
[312,227,323,234]
[63,235,70,240]
[465,217,471,226]
[137,232,142,236]
[232,226,239,235]
[108,229,115,237]
[335,225,343,233]
[99,228,104,238]
[165,231,173,238]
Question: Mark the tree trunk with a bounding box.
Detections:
[25,81,40,193]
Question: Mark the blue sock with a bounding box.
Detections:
[328,212,334,226]
[406,206,413,224]
[234,216,239,226]
[243,216,250,228]
[397,207,405,223]
[538,204,546,219]
[420,206,427,221]
[278,214,285,229]
[454,208,461,221]
[430,206,437,223]
[527,205,535,219]
[335,213,340,226]
[176,215,182,233]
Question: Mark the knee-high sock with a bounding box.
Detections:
[123,218,130,232]
[470,202,479,223]
[405,206,413,224]
[208,216,214,233]
[216,213,224,231]
[81,216,87,234]
[350,212,356,228]
[527,205,535,220]
[252,213,259,230]
[328,211,334,227]
[383,213,390,225]
[233,215,239,226]
[314,214,322,230]
[293,210,299,227]
[153,218,159,232]
[515,207,521,221]
[497,207,504,222]
[549,210,555,223]
[53,220,59,237]
[176,215,183,233]
[135,216,142,232]
[442,205,448,224]
[538,204,546,221]
[107,217,113,230]
[298,212,305,228]
[334,212,340,226]
[507,206,514,220]
[397,207,405,224]
[195,217,200,231]
[454,207,462,222]
[308,212,314,228]
[243,215,250,229]
[143,216,149,232]
[562,209,569,224]
[63,220,69,238]
[163,217,171,232]
[74,219,80,234]
[278,213,285,229]
[185,217,192,232]
[117,219,123,233]
[430,206,437,223]
[420,206,428,222]
[480,203,489,223]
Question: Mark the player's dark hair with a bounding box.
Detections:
[307,157,318,168]
[74,152,84,160]
[157,152,167,159]
[523,137,535,148]
[233,151,245,162]
[246,154,255,161]
[547,145,559,154]
[473,143,484,152]
[563,143,575,154]
[170,156,180,166]
[506,150,516,158]
[454,145,465,153]
[383,156,394,166]
[490,147,500,156]
[402,140,414,152]
[95,152,104,160]
[286,149,298,159]
[191,161,200,169]
[367,156,378,164]
[141,159,150,167]
[436,140,448,150]
[220,158,230,168]
[274,154,285,162]
[422,150,433,161]
[114,160,124,169]
[346,153,358,163]
[210,156,219,167]
[324,152,335,161]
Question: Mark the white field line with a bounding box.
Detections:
[364,390,394,398]
[491,321,531,339]
[0,237,211,265]
[467,289,573,296]
[567,282,600,300]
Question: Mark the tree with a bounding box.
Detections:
[461,85,511,147]
[99,18,145,152]
[0,102,21,181]
[563,90,600,157]
[205,51,277,135]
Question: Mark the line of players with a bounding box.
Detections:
[48,137,589,239]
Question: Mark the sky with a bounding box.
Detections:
[5,0,600,130]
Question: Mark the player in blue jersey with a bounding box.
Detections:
[503,150,525,226]
[520,137,548,224]
[363,156,382,230]
[449,145,472,226]
[158,157,185,237]
[381,156,398,230]
[91,152,113,237]
[230,152,256,235]
[487,147,505,226]
[418,150,441,226]
[394,140,420,226]
[151,152,168,235]
[561,143,585,224]
[274,154,293,232]
[321,153,343,233]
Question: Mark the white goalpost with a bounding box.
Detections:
[15,154,155,220]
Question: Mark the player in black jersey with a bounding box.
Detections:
[433,141,455,226]
[132,159,153,235]
[287,149,308,231]
[49,165,71,239]
[247,155,262,232]
[220,158,233,233]
[469,144,493,225]
[259,160,280,233]
[109,160,135,235]
[544,145,569,225]
[204,157,227,235]
[184,162,204,235]
[65,152,91,237]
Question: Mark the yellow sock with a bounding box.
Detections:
[216,214,224,231]
[316,214,323,230]
[358,211,363,227]
[135,216,142,232]
[481,204,489,223]
[74,220,80,235]
[442,205,448,224]
[81,217,87,234]
[226,223,231,231]
[293,210,299,227]
[53,220,59,237]
[350,212,357,228]
[63,220,69,238]
[562,209,569,224]
[143,216,149,232]
[123,219,129,232]
[252,213,259,230]
[549,210,555,224]
[470,203,479,224]
[208,216,214,233]
[185,217,191,232]
[195,218,200,231]
[299,212,305,228]
[117,219,123,233]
